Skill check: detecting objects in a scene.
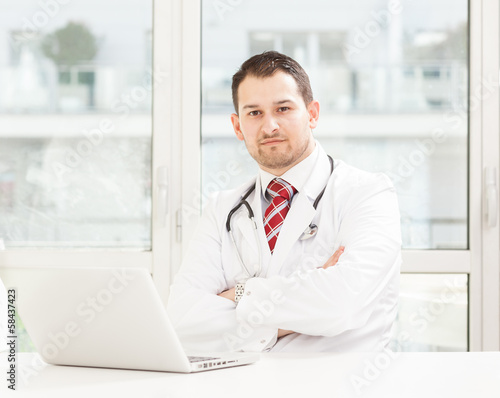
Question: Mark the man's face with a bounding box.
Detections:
[231,72,319,176]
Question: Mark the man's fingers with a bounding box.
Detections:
[278,329,294,338]
[217,287,236,302]
[331,246,345,263]
[321,246,345,269]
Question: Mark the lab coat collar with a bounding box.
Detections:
[301,141,333,201]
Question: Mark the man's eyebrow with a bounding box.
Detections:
[274,99,295,105]
[241,104,259,110]
[241,99,296,111]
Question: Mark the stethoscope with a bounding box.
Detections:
[225,155,334,279]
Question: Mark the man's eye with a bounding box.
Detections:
[278,107,289,112]
[249,111,260,116]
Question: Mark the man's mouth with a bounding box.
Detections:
[261,138,285,146]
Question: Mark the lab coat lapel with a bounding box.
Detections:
[234,212,259,254]
[268,191,315,274]
[235,176,272,272]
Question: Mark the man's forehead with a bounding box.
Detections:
[239,71,297,88]
[238,73,301,103]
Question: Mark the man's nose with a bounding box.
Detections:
[261,114,279,134]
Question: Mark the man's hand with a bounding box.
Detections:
[218,287,236,302]
[320,246,345,269]
[278,329,294,338]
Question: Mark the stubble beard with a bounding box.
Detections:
[247,135,312,171]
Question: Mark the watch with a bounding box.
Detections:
[234,283,245,305]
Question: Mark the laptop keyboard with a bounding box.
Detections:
[187,356,219,363]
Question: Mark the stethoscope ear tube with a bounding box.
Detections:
[226,188,256,232]
[311,155,334,210]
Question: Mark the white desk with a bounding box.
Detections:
[1,352,499,397]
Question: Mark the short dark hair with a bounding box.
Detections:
[231,51,314,113]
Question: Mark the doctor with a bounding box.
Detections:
[167,51,402,352]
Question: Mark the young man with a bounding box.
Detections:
[167,51,401,352]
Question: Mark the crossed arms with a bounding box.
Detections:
[217,246,345,338]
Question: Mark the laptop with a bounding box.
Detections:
[0,266,259,373]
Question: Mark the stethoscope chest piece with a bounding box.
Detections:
[300,224,318,240]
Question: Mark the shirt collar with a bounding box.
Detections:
[259,141,319,203]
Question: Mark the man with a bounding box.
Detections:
[167,51,401,352]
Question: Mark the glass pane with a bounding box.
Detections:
[0,0,153,249]
[201,0,468,249]
[390,274,468,351]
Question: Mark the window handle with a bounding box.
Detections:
[485,167,498,228]
[157,166,169,228]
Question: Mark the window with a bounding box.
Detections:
[198,0,481,351]
[202,0,468,249]
[0,0,153,249]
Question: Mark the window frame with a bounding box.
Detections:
[177,0,500,351]
[479,0,500,351]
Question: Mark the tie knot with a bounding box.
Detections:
[267,178,296,202]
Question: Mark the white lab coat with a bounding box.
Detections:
[167,144,402,353]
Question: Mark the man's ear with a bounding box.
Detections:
[231,113,245,141]
[307,100,320,129]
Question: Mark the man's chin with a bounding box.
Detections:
[258,156,295,171]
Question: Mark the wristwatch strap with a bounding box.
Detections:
[235,283,245,305]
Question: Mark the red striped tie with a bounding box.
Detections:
[263,178,297,254]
